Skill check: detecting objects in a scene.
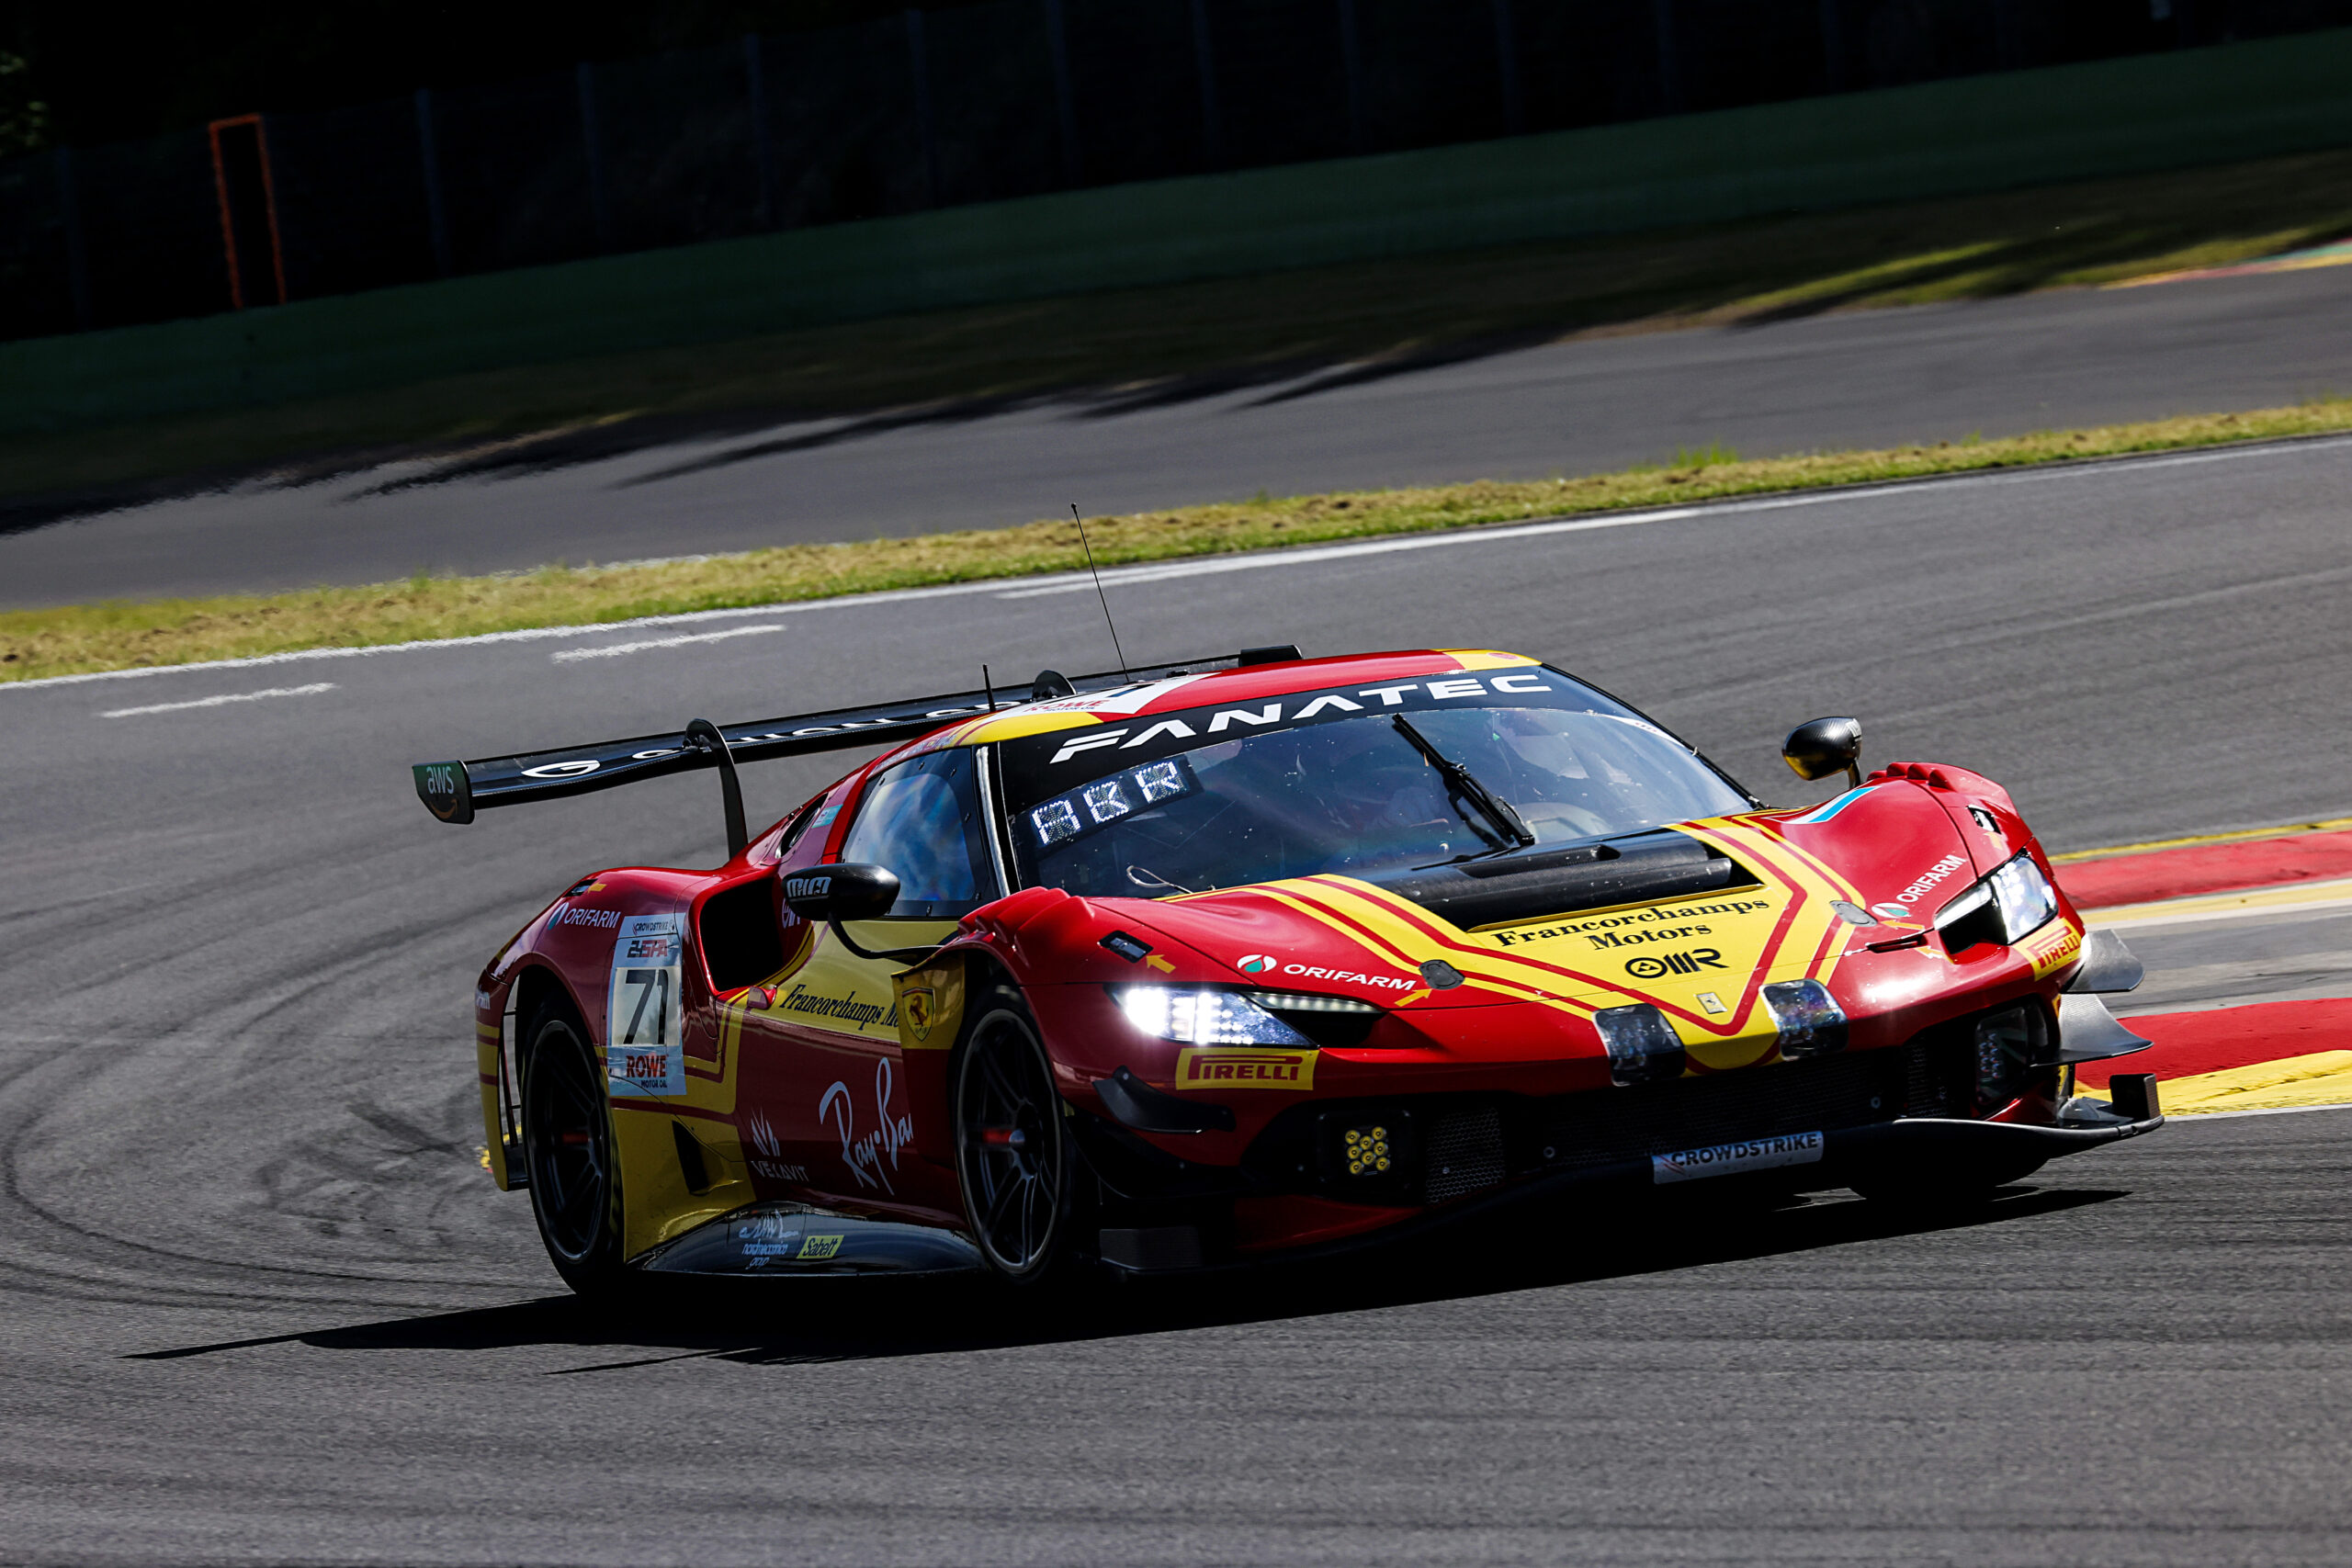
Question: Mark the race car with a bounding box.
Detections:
[412,646,2161,1294]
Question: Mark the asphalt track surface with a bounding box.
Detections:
[7,262,2352,610]
[5,432,2352,1564]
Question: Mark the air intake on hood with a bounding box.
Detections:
[1363,829,1753,931]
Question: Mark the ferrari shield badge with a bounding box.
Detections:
[901,986,937,1043]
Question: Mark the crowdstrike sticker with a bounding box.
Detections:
[1652,1131,1823,1184]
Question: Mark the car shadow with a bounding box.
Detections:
[133,1183,2124,1372]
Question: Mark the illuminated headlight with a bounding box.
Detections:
[1115,987,1309,1046]
[1592,1003,1687,1086]
[1244,990,1379,1015]
[1934,852,2059,952]
[1341,1123,1393,1177]
[1761,978,1847,1060]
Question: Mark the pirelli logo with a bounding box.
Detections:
[1174,1047,1317,1091]
[2022,921,2083,979]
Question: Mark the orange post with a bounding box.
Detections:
[207,114,288,310]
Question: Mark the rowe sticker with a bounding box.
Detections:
[1651,1130,1824,1185]
[606,913,686,1097]
[1174,1047,1317,1091]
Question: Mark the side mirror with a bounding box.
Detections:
[780,863,900,923]
[1782,716,1862,789]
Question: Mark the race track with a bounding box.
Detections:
[3,426,2350,1562]
[5,261,2352,610]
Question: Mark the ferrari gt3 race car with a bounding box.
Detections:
[412,647,2161,1294]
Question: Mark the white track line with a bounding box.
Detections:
[12,430,2352,693]
[2176,1101,2352,1121]
[100,682,338,718]
[548,625,785,662]
[993,508,1703,597]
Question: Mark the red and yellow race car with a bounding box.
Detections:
[413,646,2160,1294]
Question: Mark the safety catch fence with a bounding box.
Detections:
[0,0,2341,344]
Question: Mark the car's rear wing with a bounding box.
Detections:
[411,646,1300,826]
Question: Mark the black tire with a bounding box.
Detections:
[953,989,1078,1285]
[519,999,632,1299]
[1850,1154,2045,1209]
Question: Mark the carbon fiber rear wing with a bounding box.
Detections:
[411,648,1297,825]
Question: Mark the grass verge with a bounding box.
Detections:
[7,147,2352,506]
[7,399,2350,684]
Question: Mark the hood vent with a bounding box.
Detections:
[1363,829,1753,931]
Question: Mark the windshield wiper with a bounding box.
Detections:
[1391,716,1535,851]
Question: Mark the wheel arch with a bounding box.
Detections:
[892,941,1019,1164]
[512,959,594,1056]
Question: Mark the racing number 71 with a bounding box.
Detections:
[616,968,671,1045]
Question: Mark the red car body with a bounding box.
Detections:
[420,647,2159,1289]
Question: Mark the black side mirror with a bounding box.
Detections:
[781,863,900,923]
[1782,716,1862,789]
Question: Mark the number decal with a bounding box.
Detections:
[606,915,686,1097]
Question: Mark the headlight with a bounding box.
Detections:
[1591,1003,1687,1086]
[1115,987,1310,1046]
[1761,978,1847,1059]
[1934,852,2058,952]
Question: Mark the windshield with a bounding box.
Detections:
[997,669,1750,897]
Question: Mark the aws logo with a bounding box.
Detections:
[1623,948,1725,979]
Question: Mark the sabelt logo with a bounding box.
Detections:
[2023,922,2083,979]
[1174,1047,1317,1091]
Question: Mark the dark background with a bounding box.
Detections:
[2,0,2348,344]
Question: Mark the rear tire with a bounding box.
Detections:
[953,989,1078,1285]
[520,999,633,1299]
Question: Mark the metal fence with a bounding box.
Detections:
[1,0,2345,344]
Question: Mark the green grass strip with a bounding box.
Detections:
[6,399,2347,684]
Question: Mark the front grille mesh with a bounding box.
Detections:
[1421,1106,1508,1202]
[1541,1051,1902,1170]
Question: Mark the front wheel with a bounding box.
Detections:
[520,1001,632,1299]
[953,991,1077,1284]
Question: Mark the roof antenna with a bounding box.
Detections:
[981,663,998,713]
[1071,502,1129,679]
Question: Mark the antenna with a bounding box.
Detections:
[1071,502,1129,678]
[981,663,998,712]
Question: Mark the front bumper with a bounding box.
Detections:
[1098,1107,2164,1274]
